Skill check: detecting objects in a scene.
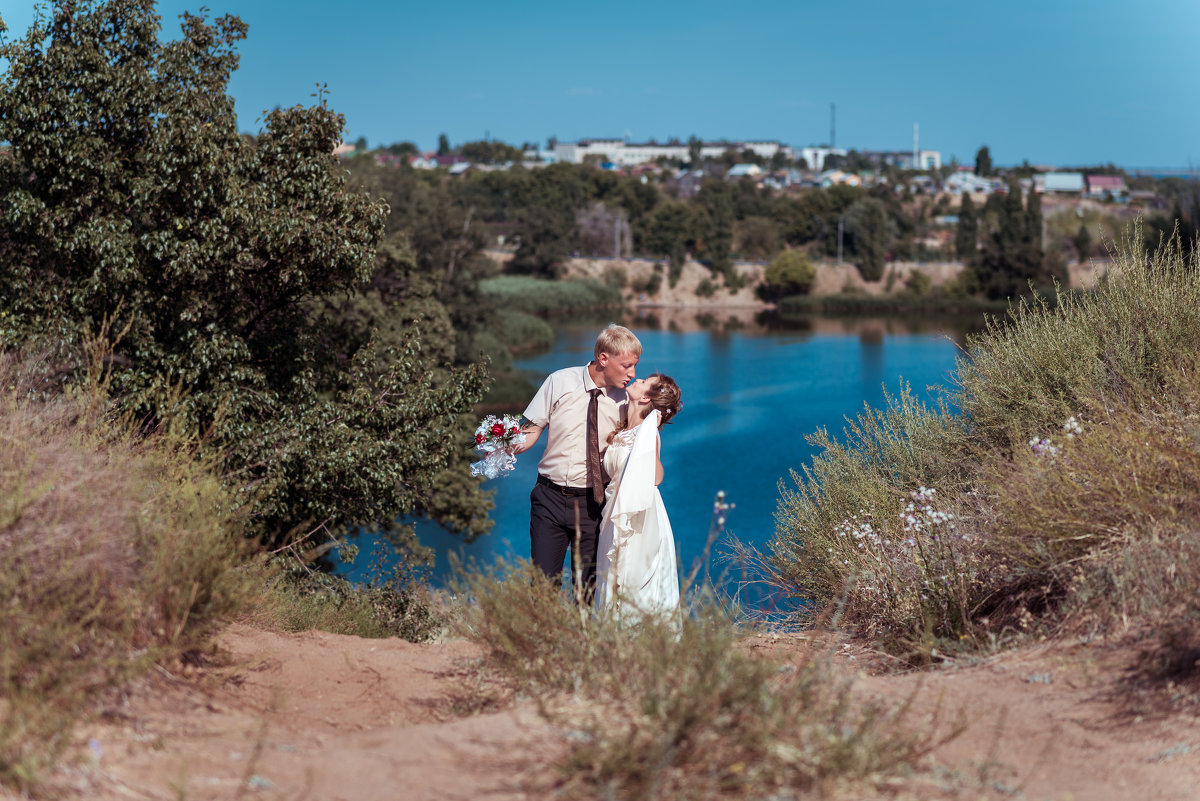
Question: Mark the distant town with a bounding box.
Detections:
[336,133,1187,205]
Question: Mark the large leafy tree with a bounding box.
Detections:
[507,164,587,277]
[0,1,487,546]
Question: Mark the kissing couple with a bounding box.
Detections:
[512,324,682,618]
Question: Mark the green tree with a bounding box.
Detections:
[698,180,734,278]
[844,197,892,281]
[763,250,816,299]
[437,132,451,156]
[733,216,781,261]
[508,164,587,276]
[1073,223,1092,262]
[955,193,978,264]
[384,140,419,157]
[1023,187,1047,281]
[642,199,694,283]
[460,139,523,164]
[975,182,1047,298]
[687,135,703,166]
[975,145,993,177]
[0,1,488,547]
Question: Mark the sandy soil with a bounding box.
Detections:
[44,625,1200,801]
[50,627,560,801]
[556,253,1111,311]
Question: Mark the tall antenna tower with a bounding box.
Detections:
[830,103,836,148]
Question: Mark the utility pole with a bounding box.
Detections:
[830,103,836,149]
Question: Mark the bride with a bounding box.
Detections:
[594,373,683,618]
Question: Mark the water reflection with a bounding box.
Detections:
[622,305,987,346]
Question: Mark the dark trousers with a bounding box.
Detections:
[530,478,604,602]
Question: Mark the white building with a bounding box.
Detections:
[1037,172,1085,194]
[913,150,942,170]
[552,139,626,164]
[728,163,763,178]
[799,146,846,171]
[553,139,789,166]
[863,150,943,170]
[945,172,999,194]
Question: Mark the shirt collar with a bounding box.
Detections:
[583,363,629,401]
[582,363,600,393]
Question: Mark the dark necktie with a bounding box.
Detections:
[587,388,604,503]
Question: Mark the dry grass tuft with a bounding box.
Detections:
[0,349,253,792]
[769,227,1200,666]
[451,564,965,799]
[254,563,443,642]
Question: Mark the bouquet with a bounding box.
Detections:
[469,414,527,479]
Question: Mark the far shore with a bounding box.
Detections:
[484,250,1114,312]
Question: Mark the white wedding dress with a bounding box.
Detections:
[594,410,680,618]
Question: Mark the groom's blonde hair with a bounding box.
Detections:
[594,324,642,359]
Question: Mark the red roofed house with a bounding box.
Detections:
[1085,174,1127,201]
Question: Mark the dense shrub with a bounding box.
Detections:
[763,250,817,299]
[493,309,555,353]
[904,269,932,296]
[478,275,622,314]
[770,229,1200,657]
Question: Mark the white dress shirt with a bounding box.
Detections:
[523,365,627,488]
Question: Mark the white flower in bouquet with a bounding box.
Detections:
[469,414,527,479]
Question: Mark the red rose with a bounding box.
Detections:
[491,422,505,436]
[510,426,520,435]
[475,433,485,444]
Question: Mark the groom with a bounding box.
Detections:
[514,324,642,600]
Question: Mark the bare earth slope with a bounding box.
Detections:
[55,626,559,801]
[50,626,1200,801]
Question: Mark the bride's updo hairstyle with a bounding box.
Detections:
[608,374,682,443]
[646,374,682,428]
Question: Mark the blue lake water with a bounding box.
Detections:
[337,310,981,598]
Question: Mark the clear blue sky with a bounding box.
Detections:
[3,0,1197,168]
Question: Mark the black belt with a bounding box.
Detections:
[536,474,590,496]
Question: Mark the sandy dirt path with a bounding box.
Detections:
[46,625,1200,801]
[56,626,559,801]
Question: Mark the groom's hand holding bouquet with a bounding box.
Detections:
[469,414,527,479]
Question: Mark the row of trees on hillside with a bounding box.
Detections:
[352,131,1200,301]
[340,155,958,291]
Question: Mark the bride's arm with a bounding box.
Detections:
[655,436,663,486]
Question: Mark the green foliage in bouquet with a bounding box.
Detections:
[0,1,487,547]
